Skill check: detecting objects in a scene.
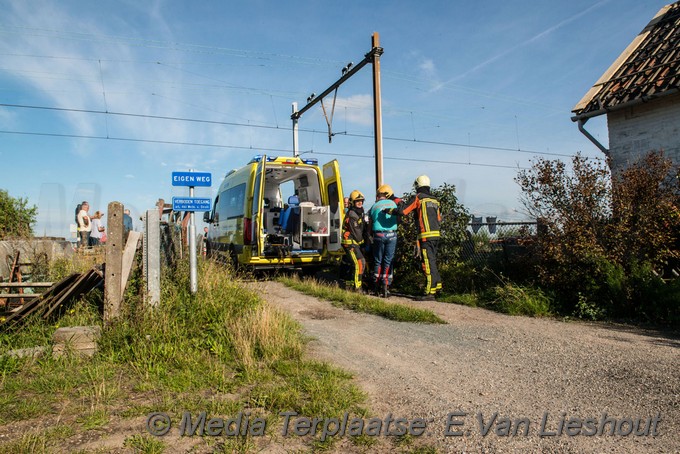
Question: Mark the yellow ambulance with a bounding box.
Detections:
[203,155,345,270]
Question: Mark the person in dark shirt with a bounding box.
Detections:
[123,208,133,240]
[342,190,369,291]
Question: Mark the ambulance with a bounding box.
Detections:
[203,155,345,270]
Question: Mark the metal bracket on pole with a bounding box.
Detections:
[292,102,299,156]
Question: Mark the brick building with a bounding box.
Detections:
[571,1,680,173]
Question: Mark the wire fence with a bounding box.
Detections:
[461,220,538,269]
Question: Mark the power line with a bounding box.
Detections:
[306,151,526,170]
[0,127,510,171]
[0,26,341,68]
[0,129,298,154]
[334,131,575,158]
[0,129,526,170]
[0,102,581,158]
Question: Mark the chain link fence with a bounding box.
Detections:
[461,220,538,269]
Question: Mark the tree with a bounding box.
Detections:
[0,189,37,239]
[515,154,615,311]
[516,153,611,259]
[608,151,680,271]
[515,151,680,320]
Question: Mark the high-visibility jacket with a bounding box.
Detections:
[342,208,367,246]
[399,190,442,241]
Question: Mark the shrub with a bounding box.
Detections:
[0,189,37,239]
[608,151,680,273]
[488,282,552,317]
[515,151,680,325]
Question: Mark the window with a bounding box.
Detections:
[218,183,246,219]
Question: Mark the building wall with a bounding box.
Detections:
[607,92,680,173]
[0,239,73,280]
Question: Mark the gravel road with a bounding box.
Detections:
[252,281,679,453]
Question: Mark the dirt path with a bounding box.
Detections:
[251,281,679,453]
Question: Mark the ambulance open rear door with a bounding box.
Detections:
[322,160,344,254]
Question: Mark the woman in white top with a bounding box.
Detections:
[89,211,106,246]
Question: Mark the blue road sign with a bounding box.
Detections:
[172,171,212,187]
[172,197,212,211]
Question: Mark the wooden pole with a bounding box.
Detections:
[371,32,384,189]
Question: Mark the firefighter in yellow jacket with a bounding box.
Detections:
[398,175,442,300]
[342,190,369,291]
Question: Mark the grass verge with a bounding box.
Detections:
[0,259,368,452]
[278,275,446,324]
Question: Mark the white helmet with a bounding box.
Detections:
[414,175,430,189]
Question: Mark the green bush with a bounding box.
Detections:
[0,189,37,239]
[625,261,680,325]
[516,151,680,326]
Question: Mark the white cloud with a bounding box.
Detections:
[419,58,437,79]
[440,0,611,87]
[333,94,374,127]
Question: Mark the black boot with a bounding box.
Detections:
[382,283,390,298]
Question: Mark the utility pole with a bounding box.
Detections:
[292,32,384,188]
[371,32,384,187]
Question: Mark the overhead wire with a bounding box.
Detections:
[0,129,300,154]
[304,151,526,170]
[0,102,582,159]
[0,26,341,67]
[0,31,597,164]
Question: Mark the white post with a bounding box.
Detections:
[189,182,198,294]
[292,102,299,157]
[144,209,161,307]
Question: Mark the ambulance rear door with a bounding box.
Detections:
[249,156,266,257]
[322,160,344,253]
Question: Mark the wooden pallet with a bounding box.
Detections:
[1,268,103,331]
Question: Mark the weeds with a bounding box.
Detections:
[438,285,552,318]
[488,282,552,317]
[0,258,366,451]
[123,434,166,453]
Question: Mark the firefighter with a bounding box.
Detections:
[342,190,368,291]
[398,175,442,300]
[370,184,398,297]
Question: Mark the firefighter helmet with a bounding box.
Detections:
[349,190,365,203]
[414,175,431,189]
[376,184,394,198]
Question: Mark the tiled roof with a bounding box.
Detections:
[572,1,680,120]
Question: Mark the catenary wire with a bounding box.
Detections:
[0,102,582,158]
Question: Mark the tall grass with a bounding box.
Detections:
[487,283,552,317]
[0,258,366,451]
[438,283,553,318]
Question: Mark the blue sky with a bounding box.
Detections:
[0,0,671,238]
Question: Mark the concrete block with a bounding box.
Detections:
[52,325,101,358]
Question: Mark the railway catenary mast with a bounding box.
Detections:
[291,32,384,188]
